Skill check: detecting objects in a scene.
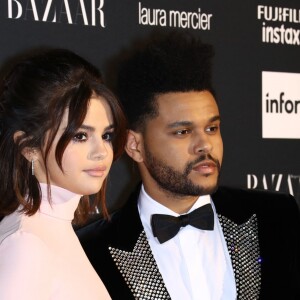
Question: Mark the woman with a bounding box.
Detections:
[0,49,126,299]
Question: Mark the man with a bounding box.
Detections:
[78,32,300,299]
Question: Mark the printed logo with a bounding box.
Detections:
[257,5,300,46]
[138,2,213,30]
[262,71,300,139]
[7,0,105,27]
[247,173,300,206]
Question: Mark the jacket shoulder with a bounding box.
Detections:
[213,186,299,223]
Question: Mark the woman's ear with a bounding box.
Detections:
[125,130,144,163]
[13,131,36,162]
[13,131,25,144]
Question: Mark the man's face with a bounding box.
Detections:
[138,91,223,198]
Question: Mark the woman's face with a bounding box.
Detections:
[35,97,114,195]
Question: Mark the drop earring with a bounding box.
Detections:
[31,159,35,176]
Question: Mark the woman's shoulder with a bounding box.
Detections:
[0,210,23,244]
[0,220,50,259]
[0,210,51,263]
[0,226,53,299]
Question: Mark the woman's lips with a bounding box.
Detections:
[84,166,107,177]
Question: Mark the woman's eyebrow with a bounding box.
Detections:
[79,124,115,131]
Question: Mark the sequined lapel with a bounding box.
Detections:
[218,214,262,299]
[108,231,171,299]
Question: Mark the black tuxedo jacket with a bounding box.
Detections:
[77,186,300,299]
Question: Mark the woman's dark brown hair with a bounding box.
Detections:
[0,49,127,224]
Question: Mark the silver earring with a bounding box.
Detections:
[31,159,35,176]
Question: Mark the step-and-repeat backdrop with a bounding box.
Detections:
[0,0,299,211]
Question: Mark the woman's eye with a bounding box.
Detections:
[102,132,114,142]
[73,132,88,142]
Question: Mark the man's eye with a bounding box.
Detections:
[175,129,191,135]
[206,125,219,133]
[102,132,114,142]
[73,132,88,142]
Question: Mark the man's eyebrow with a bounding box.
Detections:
[166,115,220,129]
[167,121,193,129]
[209,115,221,123]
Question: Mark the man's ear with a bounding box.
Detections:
[125,130,144,163]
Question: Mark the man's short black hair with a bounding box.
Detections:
[117,31,215,131]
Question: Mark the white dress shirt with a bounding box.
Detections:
[0,183,111,300]
[138,185,236,300]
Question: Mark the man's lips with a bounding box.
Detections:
[83,166,107,177]
[192,160,217,175]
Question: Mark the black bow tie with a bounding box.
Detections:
[151,203,214,244]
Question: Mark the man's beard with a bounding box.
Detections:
[143,145,221,197]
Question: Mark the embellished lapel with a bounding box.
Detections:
[213,186,262,299]
[218,214,261,299]
[109,231,171,299]
[107,185,171,299]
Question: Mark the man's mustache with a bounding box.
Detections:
[185,154,221,174]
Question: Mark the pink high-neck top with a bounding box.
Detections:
[0,183,111,300]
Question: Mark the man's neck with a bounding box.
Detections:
[142,182,199,214]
